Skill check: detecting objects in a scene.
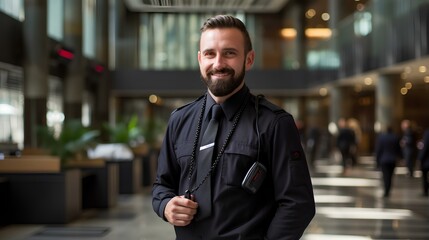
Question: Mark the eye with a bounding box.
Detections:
[203,51,216,58]
[224,50,237,58]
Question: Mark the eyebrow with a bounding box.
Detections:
[201,47,239,54]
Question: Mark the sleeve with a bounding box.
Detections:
[375,136,382,167]
[265,114,316,240]
[418,130,429,161]
[151,118,181,221]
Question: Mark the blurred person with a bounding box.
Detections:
[306,126,320,167]
[295,119,306,148]
[347,118,362,166]
[336,118,357,175]
[417,128,429,197]
[375,126,402,198]
[400,119,418,177]
[152,15,315,239]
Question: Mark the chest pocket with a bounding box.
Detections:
[174,141,194,169]
[221,141,258,186]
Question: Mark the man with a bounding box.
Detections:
[375,126,402,197]
[400,119,417,177]
[417,128,429,197]
[152,15,315,239]
[336,118,356,175]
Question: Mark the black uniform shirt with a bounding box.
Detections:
[152,85,315,240]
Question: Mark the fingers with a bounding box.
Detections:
[164,196,198,226]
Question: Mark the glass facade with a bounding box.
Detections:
[47,76,64,135]
[48,0,63,40]
[335,0,429,77]
[83,0,96,59]
[138,13,253,70]
[0,62,23,147]
[0,0,24,21]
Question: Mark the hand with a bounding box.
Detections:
[164,195,198,226]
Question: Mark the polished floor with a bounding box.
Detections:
[0,156,428,240]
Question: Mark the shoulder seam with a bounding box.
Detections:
[171,94,204,115]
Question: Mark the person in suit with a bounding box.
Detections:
[417,129,429,197]
[336,118,357,174]
[375,126,402,197]
[400,119,418,177]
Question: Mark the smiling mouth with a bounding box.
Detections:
[212,72,231,78]
[208,69,234,78]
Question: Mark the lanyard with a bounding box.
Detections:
[185,92,249,199]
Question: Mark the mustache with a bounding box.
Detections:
[207,67,234,76]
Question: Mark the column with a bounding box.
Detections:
[23,0,48,147]
[115,0,139,68]
[375,74,403,132]
[329,86,354,127]
[284,1,306,69]
[92,0,109,128]
[63,0,84,120]
[328,0,340,60]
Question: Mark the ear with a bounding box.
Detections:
[245,50,255,70]
[198,51,202,65]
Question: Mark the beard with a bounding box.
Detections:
[201,63,246,97]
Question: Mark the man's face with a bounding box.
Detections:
[198,28,254,97]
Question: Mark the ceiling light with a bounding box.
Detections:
[400,87,408,95]
[321,13,330,21]
[364,77,372,85]
[405,82,412,89]
[319,87,328,96]
[305,28,332,38]
[425,76,429,83]
[280,28,297,38]
[419,65,427,73]
[149,94,159,104]
[305,9,316,19]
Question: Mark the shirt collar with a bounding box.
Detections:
[205,85,249,121]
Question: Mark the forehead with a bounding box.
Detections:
[199,28,245,51]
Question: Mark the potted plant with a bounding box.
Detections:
[37,119,100,168]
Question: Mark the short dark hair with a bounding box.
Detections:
[200,15,253,53]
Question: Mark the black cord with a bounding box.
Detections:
[255,94,263,163]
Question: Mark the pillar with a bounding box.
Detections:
[92,0,109,128]
[63,0,84,121]
[284,1,307,69]
[23,0,48,147]
[375,74,403,133]
[329,85,354,127]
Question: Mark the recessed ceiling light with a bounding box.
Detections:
[321,13,330,21]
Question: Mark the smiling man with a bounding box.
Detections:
[152,15,315,240]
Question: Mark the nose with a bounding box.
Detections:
[212,55,226,70]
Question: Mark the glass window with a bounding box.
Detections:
[83,0,96,58]
[0,0,24,21]
[47,76,64,135]
[0,62,24,148]
[48,0,64,40]
[139,13,250,70]
[354,12,372,37]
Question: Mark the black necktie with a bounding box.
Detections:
[196,104,222,220]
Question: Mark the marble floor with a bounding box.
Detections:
[0,156,428,240]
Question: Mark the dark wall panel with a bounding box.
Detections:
[0,12,23,65]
